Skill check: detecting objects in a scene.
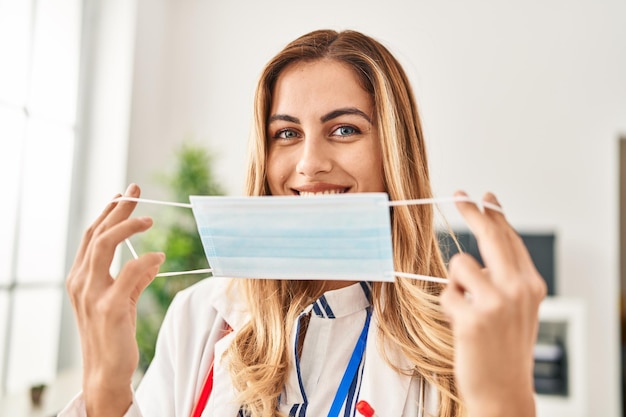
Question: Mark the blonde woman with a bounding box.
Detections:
[61,29,545,417]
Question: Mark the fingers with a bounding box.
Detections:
[482,194,536,270]
[101,184,142,231]
[440,255,476,320]
[115,252,166,303]
[74,184,141,266]
[450,189,547,303]
[441,253,496,320]
[88,216,155,281]
[453,190,524,282]
[69,184,154,296]
[84,184,143,268]
[447,253,494,297]
[74,193,122,264]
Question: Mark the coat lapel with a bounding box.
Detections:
[201,278,249,417]
[202,330,241,417]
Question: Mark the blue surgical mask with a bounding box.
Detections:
[190,193,394,282]
[118,193,503,284]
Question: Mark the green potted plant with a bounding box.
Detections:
[135,141,224,371]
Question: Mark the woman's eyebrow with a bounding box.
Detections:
[268,108,372,124]
[268,114,300,124]
[321,107,372,124]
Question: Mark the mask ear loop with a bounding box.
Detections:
[113,196,192,209]
[113,196,214,277]
[123,238,214,277]
[113,194,504,283]
[386,195,504,284]
[387,195,504,214]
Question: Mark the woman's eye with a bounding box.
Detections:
[332,126,359,136]
[274,129,299,139]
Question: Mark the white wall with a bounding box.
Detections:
[124,0,626,415]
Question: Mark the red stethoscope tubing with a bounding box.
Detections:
[190,323,231,417]
[190,359,215,417]
[190,364,377,417]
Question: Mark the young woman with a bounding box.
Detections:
[61,29,546,417]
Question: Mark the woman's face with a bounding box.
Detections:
[266,59,385,196]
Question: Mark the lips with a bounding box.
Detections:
[292,183,350,196]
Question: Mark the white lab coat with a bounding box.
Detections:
[59,277,439,417]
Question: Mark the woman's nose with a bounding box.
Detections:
[295,137,332,177]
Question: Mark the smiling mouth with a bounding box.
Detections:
[292,187,350,196]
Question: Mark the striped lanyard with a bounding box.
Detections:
[326,307,372,417]
[190,309,372,417]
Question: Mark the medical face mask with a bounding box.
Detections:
[118,193,503,284]
[190,193,394,281]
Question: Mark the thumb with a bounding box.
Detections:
[114,252,166,302]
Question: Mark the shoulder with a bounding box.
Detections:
[167,277,249,331]
[171,276,231,306]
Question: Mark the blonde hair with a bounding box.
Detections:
[228,29,461,417]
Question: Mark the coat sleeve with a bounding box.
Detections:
[135,278,227,416]
[132,289,184,416]
[56,390,144,417]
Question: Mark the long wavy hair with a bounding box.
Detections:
[227,29,461,417]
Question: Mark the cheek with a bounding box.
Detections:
[364,159,386,192]
[351,145,385,192]
[266,149,289,193]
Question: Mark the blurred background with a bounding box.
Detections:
[0,0,625,416]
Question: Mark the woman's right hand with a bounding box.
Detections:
[66,184,165,416]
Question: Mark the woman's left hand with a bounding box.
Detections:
[440,191,547,417]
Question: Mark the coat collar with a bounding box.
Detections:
[209,278,250,332]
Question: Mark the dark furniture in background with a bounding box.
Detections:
[438,231,556,295]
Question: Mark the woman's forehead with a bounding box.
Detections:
[269,60,373,116]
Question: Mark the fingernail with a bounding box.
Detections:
[139,216,152,223]
[157,252,166,262]
[125,183,137,195]
[484,192,499,204]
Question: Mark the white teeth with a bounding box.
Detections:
[299,190,345,196]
